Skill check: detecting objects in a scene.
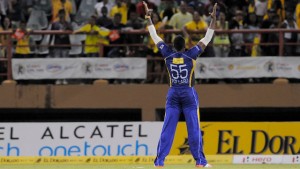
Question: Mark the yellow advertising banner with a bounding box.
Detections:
[0,155,232,164]
[171,122,300,155]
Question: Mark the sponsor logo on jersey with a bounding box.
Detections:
[172,58,184,64]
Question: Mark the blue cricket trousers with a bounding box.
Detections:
[154,86,207,166]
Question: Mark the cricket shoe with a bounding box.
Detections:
[196,164,212,168]
[154,164,164,168]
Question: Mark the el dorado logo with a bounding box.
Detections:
[178,124,212,155]
[228,64,234,70]
[173,122,300,155]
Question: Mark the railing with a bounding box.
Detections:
[0,29,299,82]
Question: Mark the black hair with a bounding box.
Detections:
[151,11,162,22]
[173,35,185,51]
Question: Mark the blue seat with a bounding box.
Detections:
[74,0,97,25]
[33,0,52,16]
[37,25,52,55]
[27,9,48,30]
[69,22,83,55]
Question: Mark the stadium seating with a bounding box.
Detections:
[37,25,52,55]
[74,0,97,25]
[33,0,52,16]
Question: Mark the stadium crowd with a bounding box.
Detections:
[0,0,299,84]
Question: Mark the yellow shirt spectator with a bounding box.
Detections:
[185,20,208,32]
[248,3,255,13]
[183,11,207,48]
[13,29,31,55]
[16,37,30,54]
[184,19,208,41]
[76,24,110,54]
[296,3,300,28]
[52,0,72,22]
[110,3,127,25]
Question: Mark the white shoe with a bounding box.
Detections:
[204,164,212,168]
[55,80,61,85]
[196,164,212,168]
[62,79,68,85]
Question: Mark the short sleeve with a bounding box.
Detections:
[157,42,173,58]
[185,45,203,60]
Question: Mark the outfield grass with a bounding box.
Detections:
[1,164,300,169]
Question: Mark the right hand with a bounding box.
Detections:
[210,3,217,20]
[143,1,153,17]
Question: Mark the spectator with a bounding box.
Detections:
[20,0,36,23]
[187,3,195,14]
[229,10,245,57]
[227,5,240,21]
[52,0,73,22]
[136,0,157,18]
[224,0,248,11]
[191,0,206,10]
[12,20,31,58]
[125,0,137,21]
[96,6,113,29]
[296,0,300,28]
[94,0,113,17]
[160,0,176,23]
[126,11,145,30]
[244,13,260,56]
[260,8,276,56]
[110,0,128,25]
[255,0,268,23]
[183,11,207,48]
[285,0,298,13]
[0,17,11,58]
[50,9,73,85]
[168,1,193,29]
[126,11,145,56]
[267,14,281,56]
[248,0,255,14]
[268,0,284,22]
[213,11,230,57]
[74,15,109,57]
[245,12,259,36]
[107,13,126,58]
[281,11,298,56]
[8,0,22,28]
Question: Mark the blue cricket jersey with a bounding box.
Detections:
[157,42,203,87]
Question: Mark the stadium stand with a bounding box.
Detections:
[0,0,299,84]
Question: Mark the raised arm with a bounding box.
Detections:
[143,1,163,44]
[197,3,217,50]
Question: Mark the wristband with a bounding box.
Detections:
[200,28,214,46]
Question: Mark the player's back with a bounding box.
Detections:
[157,42,203,88]
[165,52,196,87]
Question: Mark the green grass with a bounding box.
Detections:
[1,164,300,169]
